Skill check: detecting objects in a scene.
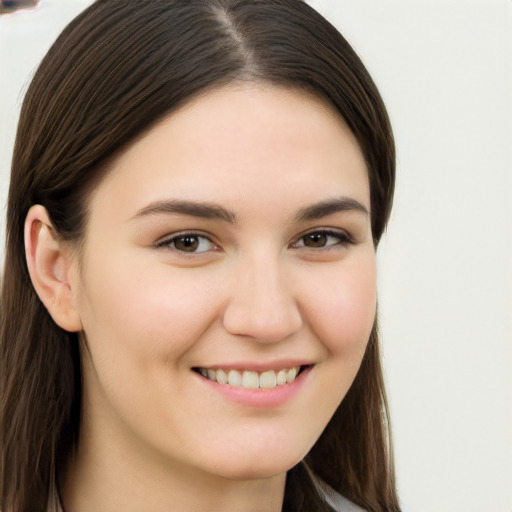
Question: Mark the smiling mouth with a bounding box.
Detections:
[193,366,309,390]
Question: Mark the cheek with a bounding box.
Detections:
[76,257,220,362]
[304,254,377,356]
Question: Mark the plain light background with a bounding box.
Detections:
[1,1,511,511]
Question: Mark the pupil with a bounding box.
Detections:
[305,233,326,247]
[176,236,199,251]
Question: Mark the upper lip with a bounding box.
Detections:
[193,360,314,372]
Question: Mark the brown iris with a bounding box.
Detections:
[303,233,329,248]
[174,235,200,252]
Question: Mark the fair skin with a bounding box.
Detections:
[25,84,376,512]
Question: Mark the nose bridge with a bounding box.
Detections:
[222,250,303,343]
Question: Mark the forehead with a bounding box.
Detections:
[87,84,369,223]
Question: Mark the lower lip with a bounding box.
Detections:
[196,366,312,408]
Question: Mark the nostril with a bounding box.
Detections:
[222,296,303,344]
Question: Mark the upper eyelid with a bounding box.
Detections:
[154,232,220,257]
[154,230,216,246]
[291,227,353,243]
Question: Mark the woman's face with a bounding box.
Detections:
[70,84,376,481]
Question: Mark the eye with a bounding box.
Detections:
[156,233,217,253]
[292,229,353,249]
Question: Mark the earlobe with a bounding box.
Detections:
[24,205,83,332]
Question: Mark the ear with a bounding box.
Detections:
[24,205,83,332]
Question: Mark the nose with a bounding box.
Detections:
[222,256,303,344]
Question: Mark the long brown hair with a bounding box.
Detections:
[1,1,398,511]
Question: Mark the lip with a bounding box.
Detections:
[194,364,313,408]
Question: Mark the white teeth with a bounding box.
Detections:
[197,366,302,389]
[286,367,298,383]
[228,370,242,387]
[276,369,287,386]
[259,370,277,389]
[216,369,228,385]
[241,371,259,389]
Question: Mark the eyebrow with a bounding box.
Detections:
[131,196,369,224]
[294,197,369,222]
[132,199,237,223]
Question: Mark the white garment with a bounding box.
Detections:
[304,462,366,512]
[312,475,366,512]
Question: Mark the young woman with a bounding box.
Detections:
[0,1,399,511]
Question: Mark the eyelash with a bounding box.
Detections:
[155,232,218,254]
[290,229,355,250]
[155,228,354,255]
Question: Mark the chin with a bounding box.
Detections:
[211,450,305,481]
